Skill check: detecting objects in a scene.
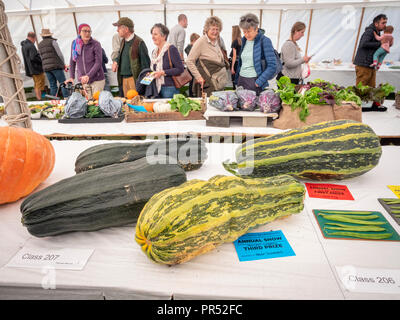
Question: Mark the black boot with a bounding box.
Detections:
[362,101,387,112]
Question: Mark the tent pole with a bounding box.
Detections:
[29,15,38,46]
[259,9,263,30]
[305,9,313,56]
[352,7,365,62]
[72,12,78,34]
[277,9,283,50]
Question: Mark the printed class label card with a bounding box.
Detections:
[305,183,354,200]
[5,247,95,270]
[234,230,295,262]
[336,266,400,294]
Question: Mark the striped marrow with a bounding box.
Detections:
[135,174,305,265]
[223,120,382,180]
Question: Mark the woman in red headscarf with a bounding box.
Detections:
[65,23,105,99]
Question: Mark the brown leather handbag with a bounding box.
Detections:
[167,47,192,88]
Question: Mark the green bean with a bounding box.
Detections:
[318,210,374,215]
[337,214,379,220]
[324,225,386,232]
[383,199,400,204]
[391,210,400,214]
[326,231,393,240]
[389,206,400,209]
[319,214,386,225]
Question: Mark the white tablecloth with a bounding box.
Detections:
[0,141,399,300]
[27,100,400,138]
[308,64,400,88]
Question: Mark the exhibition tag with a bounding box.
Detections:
[305,183,354,200]
[234,230,295,262]
[336,265,400,294]
[5,247,94,270]
[387,185,400,198]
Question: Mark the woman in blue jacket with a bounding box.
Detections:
[235,13,277,95]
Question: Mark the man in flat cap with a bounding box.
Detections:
[112,17,150,97]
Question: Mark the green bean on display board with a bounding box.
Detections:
[378,198,400,227]
[324,224,386,232]
[313,209,400,241]
[325,231,393,240]
[318,210,375,215]
[318,214,387,225]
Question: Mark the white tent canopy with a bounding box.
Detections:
[4,0,400,76]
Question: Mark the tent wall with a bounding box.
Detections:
[4,1,400,81]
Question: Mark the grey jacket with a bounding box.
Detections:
[280,40,303,79]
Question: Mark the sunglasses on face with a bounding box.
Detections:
[81,30,92,34]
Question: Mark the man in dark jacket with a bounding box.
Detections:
[353,14,387,111]
[21,32,45,100]
[38,29,70,98]
[111,17,150,97]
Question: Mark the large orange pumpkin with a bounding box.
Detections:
[0,126,55,205]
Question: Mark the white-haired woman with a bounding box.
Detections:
[235,13,277,94]
[186,16,229,96]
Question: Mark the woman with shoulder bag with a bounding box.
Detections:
[278,21,311,85]
[150,23,185,98]
[186,16,229,97]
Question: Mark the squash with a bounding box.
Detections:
[20,157,187,237]
[74,138,208,173]
[142,102,154,112]
[126,89,138,99]
[0,126,55,205]
[92,91,100,101]
[223,120,382,181]
[135,174,305,265]
[153,101,171,113]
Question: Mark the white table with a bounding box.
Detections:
[308,63,400,88]
[27,100,400,139]
[0,141,399,300]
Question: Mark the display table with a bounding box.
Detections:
[308,63,400,88]
[27,100,400,139]
[0,140,399,300]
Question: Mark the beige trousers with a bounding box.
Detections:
[83,79,106,100]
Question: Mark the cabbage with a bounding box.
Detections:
[258,89,282,113]
[209,91,239,112]
[236,87,258,111]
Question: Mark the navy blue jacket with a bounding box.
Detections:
[235,30,277,89]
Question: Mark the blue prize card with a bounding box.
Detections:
[234,230,295,262]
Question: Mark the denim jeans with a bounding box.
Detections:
[160,86,180,98]
[45,69,69,98]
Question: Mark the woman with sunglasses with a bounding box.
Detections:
[66,23,105,99]
[235,13,277,95]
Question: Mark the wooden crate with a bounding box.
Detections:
[125,94,207,123]
[205,105,278,128]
